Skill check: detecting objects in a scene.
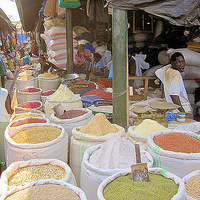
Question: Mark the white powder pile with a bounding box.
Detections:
[88,137,150,169]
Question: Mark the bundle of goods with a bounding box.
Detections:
[69,113,125,185]
[128,119,166,149]
[0,159,76,195]
[1,180,87,200]
[97,168,185,200]
[4,124,68,166]
[38,73,60,91]
[16,76,38,91]
[44,84,82,118]
[50,108,93,149]
[15,101,43,114]
[80,137,153,200]
[183,170,200,199]
[17,87,42,104]
[147,130,200,177]
[41,90,56,104]
[10,111,45,122]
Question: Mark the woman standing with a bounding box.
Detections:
[0,87,13,165]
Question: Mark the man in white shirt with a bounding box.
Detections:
[155,52,193,117]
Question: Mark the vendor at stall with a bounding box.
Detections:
[73,40,92,80]
[155,52,193,117]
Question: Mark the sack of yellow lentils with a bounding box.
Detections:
[0,159,77,196]
[4,123,68,166]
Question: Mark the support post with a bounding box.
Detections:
[112,8,128,128]
[66,8,73,73]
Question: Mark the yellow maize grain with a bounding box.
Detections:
[19,71,32,76]
[11,127,61,144]
[12,114,43,121]
[40,73,56,78]
[8,164,67,190]
[17,76,34,81]
[5,184,81,200]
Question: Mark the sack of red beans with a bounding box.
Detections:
[146,129,200,178]
[15,101,43,114]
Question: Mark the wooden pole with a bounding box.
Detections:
[66,8,73,73]
[112,8,128,128]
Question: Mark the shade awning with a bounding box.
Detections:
[111,0,200,26]
[15,0,43,32]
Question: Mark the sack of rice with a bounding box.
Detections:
[0,159,76,195]
[1,180,87,200]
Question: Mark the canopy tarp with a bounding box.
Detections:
[0,8,15,33]
[15,0,43,32]
[111,0,200,26]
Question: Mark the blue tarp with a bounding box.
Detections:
[17,34,27,43]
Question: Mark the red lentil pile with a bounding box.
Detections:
[57,110,87,119]
[18,102,41,109]
[154,132,200,153]
[11,118,47,127]
[19,88,40,93]
[42,90,55,96]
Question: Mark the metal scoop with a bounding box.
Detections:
[131,144,149,182]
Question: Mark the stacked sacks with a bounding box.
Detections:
[1,180,87,200]
[80,137,153,200]
[0,159,76,195]
[4,123,68,166]
[41,26,77,69]
[97,168,185,200]
[147,130,200,178]
[44,84,82,118]
[38,73,60,92]
[69,113,125,185]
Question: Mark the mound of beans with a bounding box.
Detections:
[153,132,200,153]
[19,88,40,93]
[57,110,87,119]
[18,102,41,109]
[42,90,55,96]
[11,118,47,127]
[185,174,200,199]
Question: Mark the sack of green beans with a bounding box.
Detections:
[0,159,77,195]
[80,138,154,200]
[97,168,185,200]
[146,130,200,178]
[183,170,200,200]
[17,87,42,104]
[0,179,87,200]
[4,123,68,166]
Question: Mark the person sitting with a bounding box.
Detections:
[73,40,92,80]
[155,52,193,118]
[92,53,105,76]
